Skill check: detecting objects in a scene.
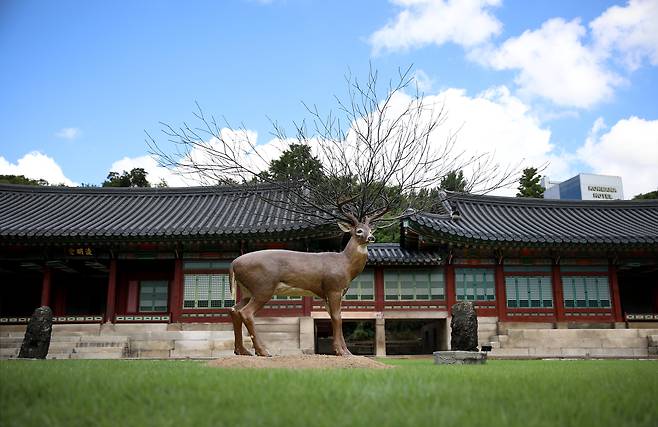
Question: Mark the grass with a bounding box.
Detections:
[1,359,657,427]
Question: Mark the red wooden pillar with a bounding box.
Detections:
[445,264,456,313]
[105,259,117,322]
[495,264,506,321]
[609,263,623,322]
[374,267,385,312]
[40,267,52,307]
[552,263,566,322]
[302,296,312,316]
[170,258,183,322]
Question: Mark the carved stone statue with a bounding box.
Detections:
[450,301,479,352]
[229,212,379,356]
[18,306,53,359]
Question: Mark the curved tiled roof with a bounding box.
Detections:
[367,243,442,266]
[406,193,658,250]
[0,184,336,244]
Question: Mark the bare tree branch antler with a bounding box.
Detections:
[147,66,521,229]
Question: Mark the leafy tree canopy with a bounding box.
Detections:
[0,174,50,186]
[258,143,324,184]
[516,167,544,198]
[102,168,151,187]
[632,190,658,200]
[439,170,467,192]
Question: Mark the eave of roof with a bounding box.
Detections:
[0,183,338,245]
[405,192,658,250]
[367,243,442,266]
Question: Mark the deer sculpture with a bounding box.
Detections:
[229,203,386,357]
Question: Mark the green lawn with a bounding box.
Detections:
[1,359,656,427]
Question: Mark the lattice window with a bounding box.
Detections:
[345,270,375,301]
[183,273,233,309]
[562,276,610,308]
[384,269,445,301]
[139,280,169,312]
[455,268,495,301]
[272,295,303,301]
[505,276,553,308]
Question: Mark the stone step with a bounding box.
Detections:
[503,337,648,349]
[489,348,531,357]
[79,335,129,343]
[647,335,658,346]
[131,350,171,359]
[46,352,72,359]
[0,348,19,358]
[74,344,127,352]
[0,337,23,347]
[70,352,124,359]
[0,332,27,339]
[52,324,102,335]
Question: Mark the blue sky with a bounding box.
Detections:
[1,0,656,196]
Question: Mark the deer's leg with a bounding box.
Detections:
[239,296,271,357]
[230,297,252,356]
[326,292,352,356]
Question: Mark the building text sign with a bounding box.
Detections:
[587,185,618,200]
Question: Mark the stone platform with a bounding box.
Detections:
[433,350,487,365]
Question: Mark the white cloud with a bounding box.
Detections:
[591,0,658,70]
[0,151,77,186]
[371,0,657,108]
[334,85,563,196]
[55,127,81,140]
[110,128,291,186]
[424,85,572,194]
[577,116,658,198]
[474,18,622,108]
[369,0,502,54]
[411,69,434,92]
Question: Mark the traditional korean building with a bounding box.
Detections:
[1,184,657,358]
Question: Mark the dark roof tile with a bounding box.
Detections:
[0,184,335,244]
[367,243,442,265]
[407,192,658,249]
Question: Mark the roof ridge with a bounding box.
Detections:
[0,182,290,196]
[442,191,658,208]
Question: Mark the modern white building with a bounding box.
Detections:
[542,173,624,200]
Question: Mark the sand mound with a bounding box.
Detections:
[207,354,393,369]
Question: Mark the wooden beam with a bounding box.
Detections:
[40,267,51,307]
[495,263,506,321]
[552,262,566,322]
[374,267,385,312]
[609,263,623,322]
[170,258,183,322]
[445,264,456,313]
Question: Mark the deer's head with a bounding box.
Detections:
[335,196,390,246]
[338,219,375,245]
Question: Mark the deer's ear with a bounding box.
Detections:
[337,221,352,233]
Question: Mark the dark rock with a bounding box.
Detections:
[450,301,478,351]
[18,306,53,359]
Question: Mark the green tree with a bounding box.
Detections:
[516,167,544,198]
[633,190,658,200]
[102,168,151,187]
[261,143,324,184]
[439,170,467,192]
[0,174,50,186]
